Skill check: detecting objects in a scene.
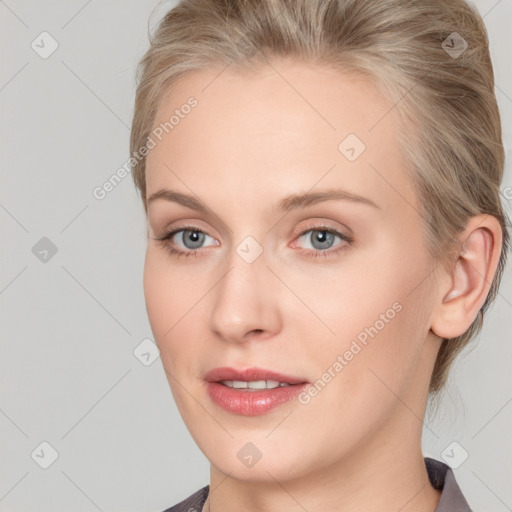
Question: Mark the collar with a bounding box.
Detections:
[425,457,472,511]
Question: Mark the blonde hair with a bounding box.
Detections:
[130,0,510,398]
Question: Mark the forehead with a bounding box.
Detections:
[145,58,418,215]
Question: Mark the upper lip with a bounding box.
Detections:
[204,366,308,384]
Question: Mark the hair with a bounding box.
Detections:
[130,0,510,401]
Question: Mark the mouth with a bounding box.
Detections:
[204,366,309,387]
[204,367,310,416]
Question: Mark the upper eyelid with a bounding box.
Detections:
[165,223,345,235]
[160,215,350,234]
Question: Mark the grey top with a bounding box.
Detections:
[162,457,471,512]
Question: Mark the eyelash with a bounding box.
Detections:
[155,222,354,260]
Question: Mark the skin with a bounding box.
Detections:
[142,57,502,512]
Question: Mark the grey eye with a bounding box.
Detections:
[298,229,340,251]
[178,229,209,249]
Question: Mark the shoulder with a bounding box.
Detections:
[160,485,209,512]
[424,457,473,512]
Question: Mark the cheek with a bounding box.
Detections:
[301,249,432,394]
[143,248,209,373]
[143,248,195,328]
[295,296,429,454]
[143,250,187,354]
[143,251,169,338]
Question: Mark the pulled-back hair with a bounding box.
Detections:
[130,0,510,398]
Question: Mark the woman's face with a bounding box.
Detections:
[143,59,442,482]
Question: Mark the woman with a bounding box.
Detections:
[129,0,510,510]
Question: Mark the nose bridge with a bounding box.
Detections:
[208,240,280,343]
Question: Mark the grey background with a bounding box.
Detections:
[0,0,511,511]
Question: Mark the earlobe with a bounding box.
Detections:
[430,215,502,340]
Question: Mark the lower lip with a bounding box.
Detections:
[206,382,309,416]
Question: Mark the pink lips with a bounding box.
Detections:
[204,366,309,416]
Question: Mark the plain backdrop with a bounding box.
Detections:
[1,0,511,511]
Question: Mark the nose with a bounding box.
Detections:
[208,252,282,344]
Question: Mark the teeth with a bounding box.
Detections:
[220,380,292,389]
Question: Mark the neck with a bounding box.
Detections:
[202,407,441,512]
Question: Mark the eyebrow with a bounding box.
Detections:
[147,188,381,213]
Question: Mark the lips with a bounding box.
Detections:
[204,366,310,415]
[204,366,308,385]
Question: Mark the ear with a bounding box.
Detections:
[430,214,503,339]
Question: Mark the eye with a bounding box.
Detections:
[155,224,217,259]
[293,224,354,259]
